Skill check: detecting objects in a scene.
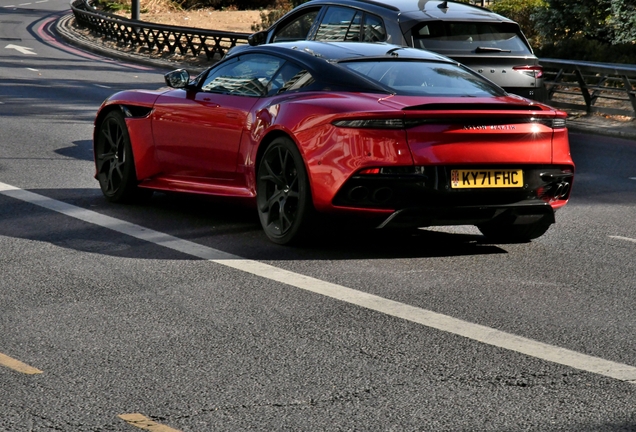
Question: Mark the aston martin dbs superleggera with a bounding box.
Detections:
[93,41,573,245]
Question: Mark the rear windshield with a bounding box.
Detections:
[412,22,531,55]
[340,60,505,97]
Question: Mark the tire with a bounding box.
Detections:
[477,219,551,243]
[94,110,152,203]
[256,137,314,245]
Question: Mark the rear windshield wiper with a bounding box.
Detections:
[475,46,511,53]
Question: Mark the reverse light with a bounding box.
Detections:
[359,168,381,175]
[532,117,567,129]
[551,118,567,128]
[332,119,404,129]
[513,65,544,79]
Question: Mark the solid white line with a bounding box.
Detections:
[26,68,38,72]
[94,84,111,89]
[629,177,636,181]
[610,235,636,244]
[2,181,636,383]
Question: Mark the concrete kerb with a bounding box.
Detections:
[562,112,636,140]
[55,14,636,141]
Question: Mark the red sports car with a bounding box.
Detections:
[93,41,573,245]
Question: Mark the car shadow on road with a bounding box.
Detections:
[54,140,94,161]
[0,188,508,261]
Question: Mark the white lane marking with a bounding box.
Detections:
[2,181,636,383]
[5,44,36,55]
[629,177,636,181]
[35,0,48,3]
[3,5,17,7]
[94,84,112,89]
[610,235,636,244]
[18,2,31,4]
[26,68,39,72]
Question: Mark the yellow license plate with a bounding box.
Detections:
[451,169,524,189]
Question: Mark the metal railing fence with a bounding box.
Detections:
[70,0,249,61]
[542,59,636,117]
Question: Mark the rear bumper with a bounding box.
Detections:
[333,165,572,208]
[331,164,571,228]
[376,201,555,229]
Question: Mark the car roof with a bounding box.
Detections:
[232,41,457,64]
[225,41,463,95]
[303,0,514,23]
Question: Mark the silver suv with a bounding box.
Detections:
[249,0,545,101]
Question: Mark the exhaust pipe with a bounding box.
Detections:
[372,187,393,204]
[559,182,570,198]
[348,186,369,202]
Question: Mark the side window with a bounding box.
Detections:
[200,54,286,97]
[272,8,320,43]
[361,13,386,42]
[314,6,359,41]
[267,63,315,96]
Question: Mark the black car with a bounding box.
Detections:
[249,0,545,101]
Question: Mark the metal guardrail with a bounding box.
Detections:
[70,0,249,61]
[541,58,636,118]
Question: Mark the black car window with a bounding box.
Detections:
[200,54,286,97]
[413,22,531,54]
[341,60,505,97]
[314,6,360,41]
[272,8,320,43]
[267,63,315,96]
[361,13,386,42]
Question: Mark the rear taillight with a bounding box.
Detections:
[513,65,544,79]
[332,119,404,129]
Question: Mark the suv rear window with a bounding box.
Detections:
[412,22,531,55]
[340,60,505,97]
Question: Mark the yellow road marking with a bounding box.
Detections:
[0,352,43,374]
[118,413,182,432]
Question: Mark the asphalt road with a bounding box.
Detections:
[1,2,636,431]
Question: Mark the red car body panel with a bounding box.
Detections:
[151,90,258,178]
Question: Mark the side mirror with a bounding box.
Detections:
[164,69,190,89]
[248,31,267,46]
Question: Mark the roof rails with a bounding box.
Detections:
[444,0,493,13]
[343,0,400,12]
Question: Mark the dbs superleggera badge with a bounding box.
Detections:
[463,125,517,130]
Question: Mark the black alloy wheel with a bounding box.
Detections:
[95,110,151,203]
[256,137,313,245]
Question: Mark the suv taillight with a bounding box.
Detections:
[513,65,544,79]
